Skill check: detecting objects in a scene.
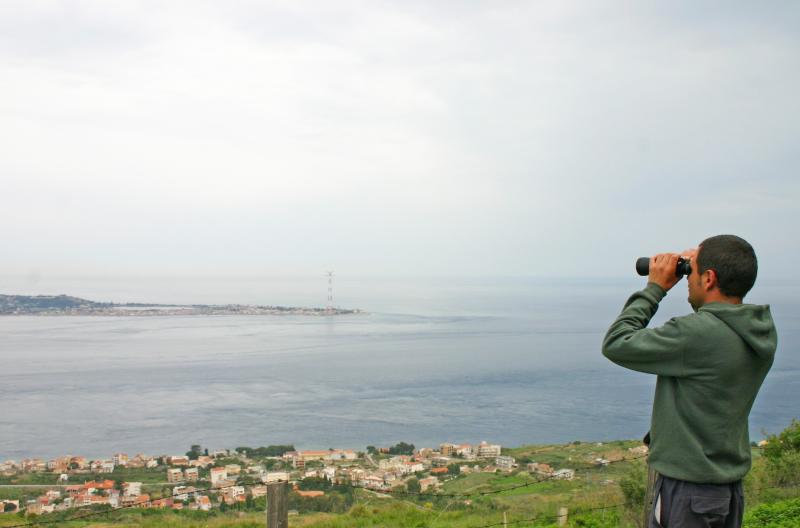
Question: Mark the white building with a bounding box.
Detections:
[418,477,439,492]
[90,459,115,473]
[166,456,190,466]
[263,471,289,483]
[195,495,212,511]
[167,468,184,483]
[404,462,425,474]
[477,442,502,458]
[221,486,246,504]
[210,467,227,486]
[431,457,452,467]
[456,444,474,457]
[363,475,385,489]
[173,486,197,500]
[247,465,266,475]
[123,482,142,497]
[327,449,358,461]
[251,485,267,498]
[495,456,516,469]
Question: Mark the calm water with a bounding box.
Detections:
[1,275,797,460]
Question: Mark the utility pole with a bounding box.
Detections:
[326,271,334,313]
[643,465,657,527]
[266,481,288,528]
[557,507,568,526]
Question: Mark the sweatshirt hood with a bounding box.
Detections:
[700,302,778,359]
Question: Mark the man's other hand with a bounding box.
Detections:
[649,253,682,292]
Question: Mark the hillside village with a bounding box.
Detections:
[1,440,645,517]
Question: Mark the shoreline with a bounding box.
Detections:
[0,294,362,316]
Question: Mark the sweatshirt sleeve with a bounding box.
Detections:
[602,282,686,377]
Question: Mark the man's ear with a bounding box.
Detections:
[704,269,718,292]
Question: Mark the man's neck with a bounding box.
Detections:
[703,291,743,306]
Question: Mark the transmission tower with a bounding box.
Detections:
[326,271,334,313]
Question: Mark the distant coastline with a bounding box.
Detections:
[0,294,361,316]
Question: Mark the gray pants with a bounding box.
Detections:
[649,475,744,528]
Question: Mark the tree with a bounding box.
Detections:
[763,419,800,461]
[447,463,461,475]
[388,442,415,455]
[763,419,800,485]
[619,461,647,527]
[186,445,203,460]
[366,446,378,455]
[235,445,295,458]
[406,477,421,493]
[299,476,332,491]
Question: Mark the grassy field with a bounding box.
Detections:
[0,467,174,487]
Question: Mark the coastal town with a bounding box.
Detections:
[0,294,361,317]
[0,440,648,518]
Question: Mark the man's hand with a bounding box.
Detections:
[681,247,698,275]
[681,247,698,261]
[649,253,683,292]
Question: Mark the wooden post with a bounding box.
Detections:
[267,481,288,528]
[557,507,568,526]
[642,465,658,528]
[503,511,508,528]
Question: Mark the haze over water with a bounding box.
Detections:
[1,275,797,460]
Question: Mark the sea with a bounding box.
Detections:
[1,275,797,460]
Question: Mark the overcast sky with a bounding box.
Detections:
[1,1,798,278]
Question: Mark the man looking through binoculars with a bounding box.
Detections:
[602,235,777,528]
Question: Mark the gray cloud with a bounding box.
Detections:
[1,1,798,278]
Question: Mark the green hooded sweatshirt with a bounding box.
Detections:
[602,282,777,484]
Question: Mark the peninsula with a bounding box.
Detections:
[0,294,361,316]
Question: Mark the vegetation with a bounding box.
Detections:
[761,420,800,486]
[0,294,111,313]
[289,489,355,514]
[4,421,800,527]
[387,442,415,455]
[234,445,295,458]
[185,445,206,460]
[743,498,800,527]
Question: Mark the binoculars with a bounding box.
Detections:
[636,257,692,278]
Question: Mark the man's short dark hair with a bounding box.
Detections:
[697,235,758,298]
